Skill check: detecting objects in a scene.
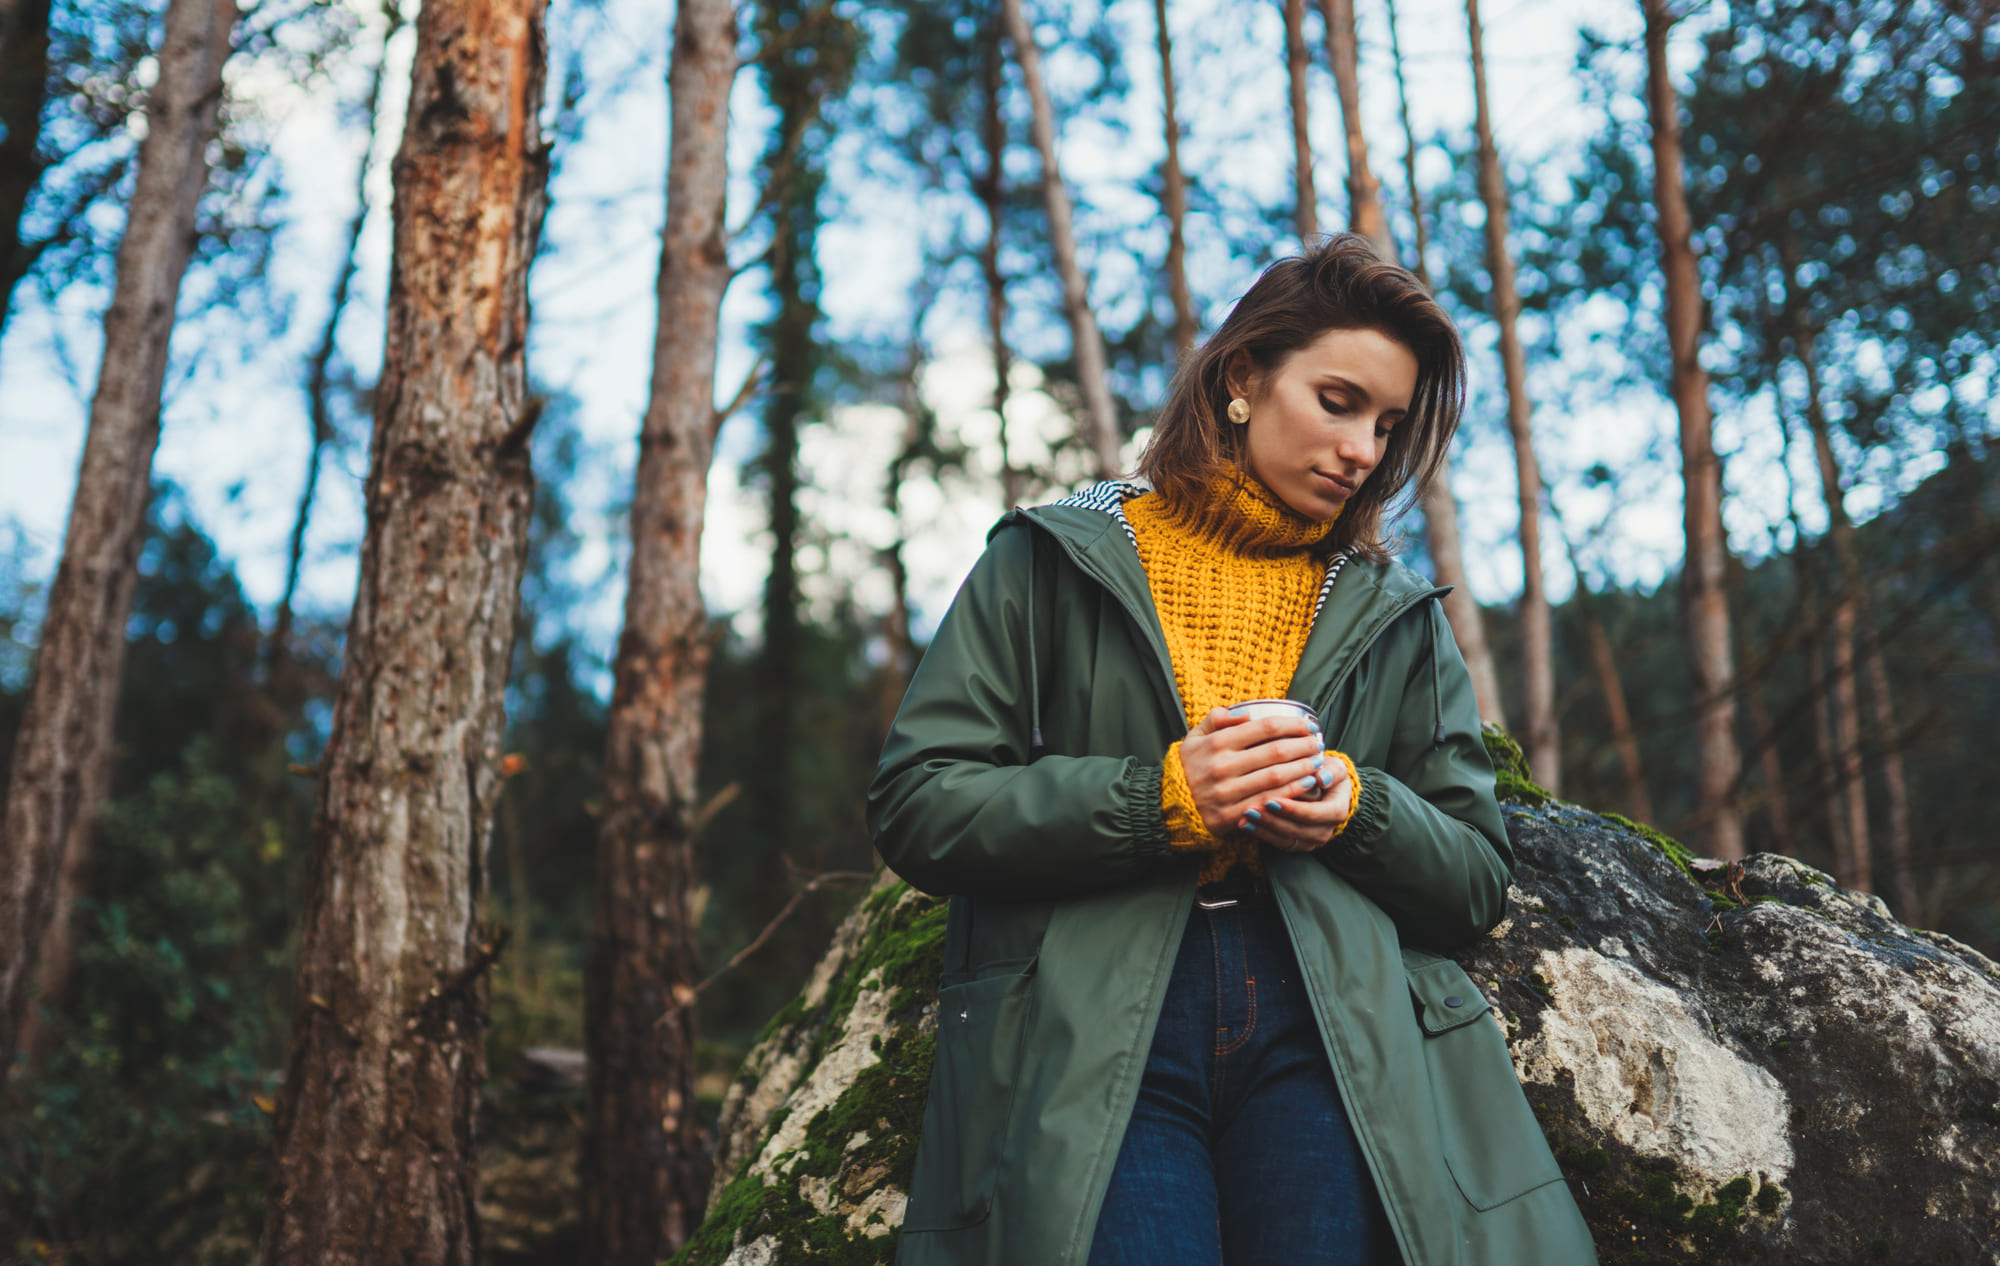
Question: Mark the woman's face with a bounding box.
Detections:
[1227,326,1417,522]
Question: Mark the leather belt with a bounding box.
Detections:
[1195,871,1271,910]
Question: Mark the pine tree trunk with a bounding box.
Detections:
[1727,555,1793,855]
[1423,473,1509,728]
[1859,601,1917,916]
[581,1,735,1261]
[1153,0,1194,362]
[1000,0,1121,477]
[256,0,548,1253]
[1466,0,1557,794]
[1316,0,1392,257]
[0,0,236,1074]
[977,30,1024,505]
[1284,0,1316,242]
[1642,0,1744,858]
[0,0,53,334]
[1794,323,1871,891]
[1386,0,1427,281]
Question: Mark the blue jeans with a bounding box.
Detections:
[1087,892,1397,1266]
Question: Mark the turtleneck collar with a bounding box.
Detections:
[1153,469,1340,558]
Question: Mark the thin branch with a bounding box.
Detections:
[669,870,875,1014]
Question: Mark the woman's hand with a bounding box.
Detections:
[1179,707,1333,838]
[1241,758,1354,853]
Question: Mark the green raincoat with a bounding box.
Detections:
[869,483,1596,1266]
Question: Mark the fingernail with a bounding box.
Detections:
[1299,778,1318,793]
[1245,808,1263,825]
[1265,799,1282,813]
[1312,753,1325,767]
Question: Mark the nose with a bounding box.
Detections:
[1338,419,1383,470]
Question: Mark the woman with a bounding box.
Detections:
[869,235,1596,1266]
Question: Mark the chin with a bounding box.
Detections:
[1285,492,1344,523]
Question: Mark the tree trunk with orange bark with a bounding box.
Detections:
[1642,0,1744,858]
[1466,0,1558,792]
[256,0,548,1255]
[580,2,737,1262]
[1316,0,1391,257]
[1000,0,1121,477]
[1284,0,1316,242]
[1153,0,1194,362]
[0,0,236,1077]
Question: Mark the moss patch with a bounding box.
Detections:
[814,883,946,1060]
[1482,726,1557,807]
[1597,811,1696,880]
[1571,1164,1778,1266]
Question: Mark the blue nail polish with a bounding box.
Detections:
[1245,808,1263,825]
[1319,769,1336,788]
[1300,778,1318,793]
[1313,753,1325,767]
[1265,799,1282,813]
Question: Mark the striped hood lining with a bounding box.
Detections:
[1048,479,1353,624]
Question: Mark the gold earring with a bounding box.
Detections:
[1227,398,1250,425]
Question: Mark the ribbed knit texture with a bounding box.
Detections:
[1128,473,1359,883]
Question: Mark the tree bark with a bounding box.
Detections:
[1579,593,1653,824]
[1859,597,1916,916]
[1385,0,1427,283]
[1466,0,1557,793]
[1423,474,1508,728]
[1797,340,1870,891]
[1316,0,1392,257]
[0,0,53,337]
[1642,0,1744,858]
[1153,0,1194,362]
[1284,0,1316,242]
[1726,554,1793,855]
[580,1,735,1261]
[977,29,1024,505]
[999,0,1121,477]
[0,0,236,1075]
[256,0,548,1253]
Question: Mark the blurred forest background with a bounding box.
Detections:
[0,0,1994,1259]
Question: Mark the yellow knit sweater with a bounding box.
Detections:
[1126,473,1363,883]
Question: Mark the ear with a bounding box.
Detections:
[1224,349,1259,401]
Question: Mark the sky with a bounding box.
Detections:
[0,0,1812,677]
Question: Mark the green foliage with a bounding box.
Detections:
[2,737,299,1263]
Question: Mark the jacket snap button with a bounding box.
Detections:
[959,1010,969,1022]
[1443,995,1464,1008]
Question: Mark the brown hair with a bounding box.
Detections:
[1134,233,1465,561]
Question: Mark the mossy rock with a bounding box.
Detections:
[674,874,944,1266]
[682,806,2000,1263]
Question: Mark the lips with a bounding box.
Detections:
[1314,470,1357,497]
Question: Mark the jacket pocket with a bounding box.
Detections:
[1406,956,1565,1211]
[901,962,1037,1232]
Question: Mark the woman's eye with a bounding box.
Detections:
[1318,394,1348,415]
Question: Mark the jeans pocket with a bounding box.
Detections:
[902,963,1037,1231]
[1406,958,1565,1212]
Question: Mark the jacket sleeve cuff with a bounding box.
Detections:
[1121,756,1175,858]
[1313,750,1365,846]
[1321,759,1388,852]
[1160,741,1221,852]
